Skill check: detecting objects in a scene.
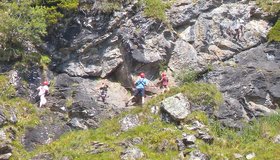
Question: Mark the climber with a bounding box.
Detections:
[37,81,49,107]
[126,72,149,106]
[231,18,245,41]
[99,82,109,103]
[158,71,169,93]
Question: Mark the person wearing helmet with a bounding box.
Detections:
[37,81,49,107]
[159,71,169,93]
[126,72,149,106]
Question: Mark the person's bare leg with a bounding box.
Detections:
[39,96,43,107]
[141,96,145,106]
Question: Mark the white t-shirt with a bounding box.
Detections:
[37,85,49,96]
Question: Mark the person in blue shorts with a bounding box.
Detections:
[126,72,149,106]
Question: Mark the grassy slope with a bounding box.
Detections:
[4,0,280,158]
[7,81,280,160]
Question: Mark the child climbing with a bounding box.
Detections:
[126,72,149,106]
[37,81,49,107]
[99,82,109,103]
[159,72,169,93]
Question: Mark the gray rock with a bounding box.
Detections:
[169,38,201,72]
[182,133,196,146]
[176,138,186,151]
[120,147,144,160]
[161,93,191,122]
[0,143,12,159]
[120,114,140,131]
[273,135,280,144]
[187,120,205,130]
[157,139,169,152]
[31,153,53,160]
[100,47,123,78]
[234,153,243,159]
[131,137,142,145]
[246,152,255,159]
[0,130,6,141]
[0,153,12,160]
[0,110,7,126]
[89,141,114,154]
[22,117,71,151]
[215,96,248,128]
[167,1,200,28]
[245,101,277,117]
[8,109,17,124]
[58,75,127,128]
[196,130,214,144]
[9,70,20,87]
[189,150,210,160]
[207,43,280,122]
[68,118,88,130]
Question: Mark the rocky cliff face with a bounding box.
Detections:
[39,0,278,126]
[1,0,279,156]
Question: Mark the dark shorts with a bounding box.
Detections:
[134,88,145,97]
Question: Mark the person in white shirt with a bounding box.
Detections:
[37,81,49,107]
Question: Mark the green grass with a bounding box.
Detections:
[146,82,223,110]
[175,69,199,84]
[201,114,280,159]
[0,75,41,159]
[16,112,183,160]
[7,78,279,160]
[255,0,280,42]
[0,75,16,99]
[142,0,172,22]
[268,19,280,42]
[256,0,280,13]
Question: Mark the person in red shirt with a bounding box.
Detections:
[159,72,169,93]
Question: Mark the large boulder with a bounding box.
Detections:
[22,113,71,151]
[208,43,280,125]
[168,38,203,72]
[51,73,130,129]
[161,93,191,122]
[177,1,274,64]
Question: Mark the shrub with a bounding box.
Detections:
[0,75,16,99]
[142,0,172,22]
[40,55,51,71]
[268,19,280,42]
[256,0,280,13]
[176,69,199,84]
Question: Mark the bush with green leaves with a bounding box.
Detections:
[256,0,280,13]
[0,1,47,56]
[176,69,199,84]
[142,0,172,22]
[0,0,78,62]
[268,19,280,42]
[256,0,280,42]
